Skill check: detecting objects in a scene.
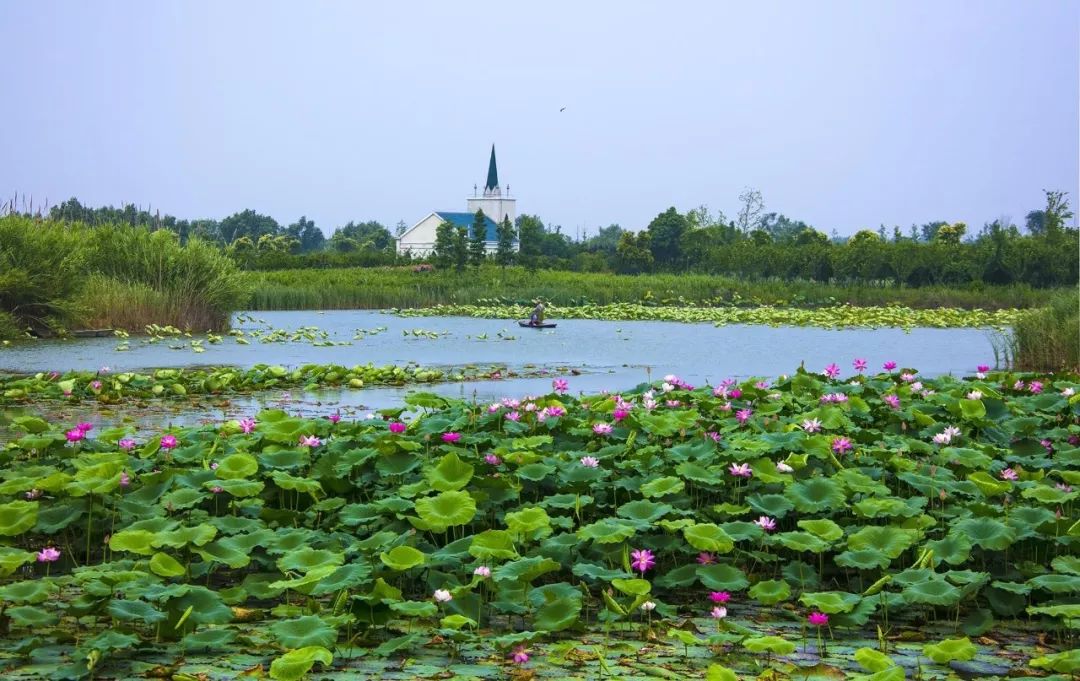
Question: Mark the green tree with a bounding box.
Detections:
[735,187,764,232]
[793,227,829,246]
[433,221,455,268]
[645,207,689,268]
[934,222,967,244]
[614,231,654,274]
[329,221,392,252]
[468,210,488,267]
[453,224,469,272]
[286,216,326,253]
[516,214,545,271]
[495,215,516,267]
[219,209,281,244]
[1042,190,1074,240]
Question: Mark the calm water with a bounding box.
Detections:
[0,310,1001,428]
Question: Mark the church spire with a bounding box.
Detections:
[484,144,499,192]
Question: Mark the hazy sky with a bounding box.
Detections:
[1,1,1077,237]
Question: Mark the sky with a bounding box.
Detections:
[1,1,1077,238]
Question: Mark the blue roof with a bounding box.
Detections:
[436,212,500,241]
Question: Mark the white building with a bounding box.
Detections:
[396,145,517,256]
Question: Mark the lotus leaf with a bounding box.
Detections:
[774,531,830,553]
[493,556,560,584]
[611,578,652,596]
[903,578,963,606]
[577,518,638,544]
[855,647,897,673]
[846,525,918,558]
[706,664,738,681]
[149,552,186,578]
[107,598,166,624]
[271,615,338,648]
[425,451,474,491]
[748,579,791,605]
[269,645,334,681]
[926,533,973,566]
[953,517,1016,550]
[379,545,426,571]
[215,453,259,480]
[786,477,846,513]
[505,506,553,541]
[1028,574,1080,594]
[0,500,38,536]
[640,476,686,498]
[1030,648,1080,674]
[390,600,438,617]
[799,591,861,614]
[277,548,345,574]
[414,490,477,532]
[617,499,674,524]
[698,564,749,591]
[747,493,795,517]
[182,628,237,650]
[743,635,796,655]
[683,523,735,553]
[797,518,844,542]
[923,636,976,664]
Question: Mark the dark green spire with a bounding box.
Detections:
[484,145,499,191]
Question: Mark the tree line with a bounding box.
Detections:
[22,189,1079,288]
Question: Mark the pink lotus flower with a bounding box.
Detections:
[910,381,923,392]
[729,463,752,478]
[89,381,102,391]
[613,407,629,422]
[831,437,852,454]
[119,471,130,487]
[710,606,727,619]
[630,548,655,574]
[640,601,656,612]
[713,386,728,398]
[160,434,178,450]
[389,422,406,434]
[1062,388,1075,397]
[823,364,840,379]
[433,589,452,602]
[735,409,753,424]
[754,516,777,531]
[802,418,822,433]
[546,405,565,417]
[706,431,721,443]
[211,486,223,494]
[580,456,600,468]
[1013,380,1026,391]
[883,361,897,371]
[1000,468,1018,481]
[709,591,731,603]
[484,453,501,465]
[932,432,951,445]
[239,418,256,434]
[328,413,341,424]
[697,553,716,565]
[977,365,990,373]
[729,388,742,399]
[37,547,61,563]
[77,422,93,432]
[755,380,770,389]
[552,378,569,393]
[593,422,613,435]
[776,461,794,473]
[1029,381,1043,394]
[210,461,219,470]
[25,489,41,500]
[967,390,983,400]
[511,646,530,664]
[99,366,110,374]
[65,429,84,443]
[808,611,829,626]
[900,372,915,382]
[474,565,491,578]
[853,358,867,372]
[299,435,321,447]
[883,394,900,410]
[505,411,520,422]
[441,432,461,443]
[718,401,731,412]
[1056,482,1073,493]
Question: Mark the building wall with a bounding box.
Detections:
[396,213,443,256]
[466,196,516,225]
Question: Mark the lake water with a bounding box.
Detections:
[0,310,1002,427]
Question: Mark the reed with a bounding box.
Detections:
[1012,291,1079,371]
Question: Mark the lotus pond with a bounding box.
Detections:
[0,363,1078,679]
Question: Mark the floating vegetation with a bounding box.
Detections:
[0,363,1075,677]
[0,363,575,405]
[394,303,1024,330]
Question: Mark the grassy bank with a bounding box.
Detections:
[247,265,1058,311]
[1011,290,1080,371]
[0,216,249,338]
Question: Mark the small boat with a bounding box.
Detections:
[72,329,115,338]
[518,321,557,329]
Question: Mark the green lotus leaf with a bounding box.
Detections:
[683,523,735,553]
[182,628,237,650]
[271,615,338,648]
[439,614,477,630]
[1028,603,1080,620]
[797,519,844,542]
[967,471,1011,497]
[617,499,674,524]
[0,500,38,536]
[149,552,186,578]
[698,564,749,591]
[197,538,253,569]
[270,471,323,496]
[834,549,892,570]
[379,545,426,571]
[718,521,764,542]
[107,598,166,624]
[903,578,963,606]
[926,533,973,567]
[376,452,422,477]
[576,518,638,544]
[1023,485,1074,504]
[6,604,58,628]
[505,506,553,541]
[492,556,560,584]
[390,600,438,617]
[611,578,651,596]
[747,493,795,518]
[742,635,796,655]
[0,580,55,604]
[516,462,555,481]
[277,548,345,574]
[923,636,976,664]
[855,647,897,673]
[531,584,583,632]
[786,478,845,513]
[216,453,259,480]
[309,564,372,596]
[1028,574,1080,594]
[161,487,205,510]
[467,530,518,562]
[846,526,918,558]
[953,517,1016,550]
[156,523,217,548]
[109,529,156,555]
[168,585,233,625]
[269,645,334,681]
[1030,648,1080,674]
[748,579,791,605]
[0,546,36,577]
[853,497,925,519]
[414,490,477,532]
[676,461,721,485]
[799,591,861,614]
[774,531,830,553]
[207,478,264,497]
[706,664,738,681]
[640,476,686,498]
[425,451,474,491]
[958,399,986,420]
[1052,556,1080,576]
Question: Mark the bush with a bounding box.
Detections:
[0,216,87,334]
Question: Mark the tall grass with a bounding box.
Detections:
[246,265,1058,311]
[0,216,249,338]
[1012,291,1080,371]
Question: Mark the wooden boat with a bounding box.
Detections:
[518,321,557,329]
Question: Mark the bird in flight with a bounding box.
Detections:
[560,107,566,112]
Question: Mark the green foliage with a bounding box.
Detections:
[468,210,488,268]
[496,215,516,267]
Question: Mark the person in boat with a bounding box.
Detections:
[528,301,545,326]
